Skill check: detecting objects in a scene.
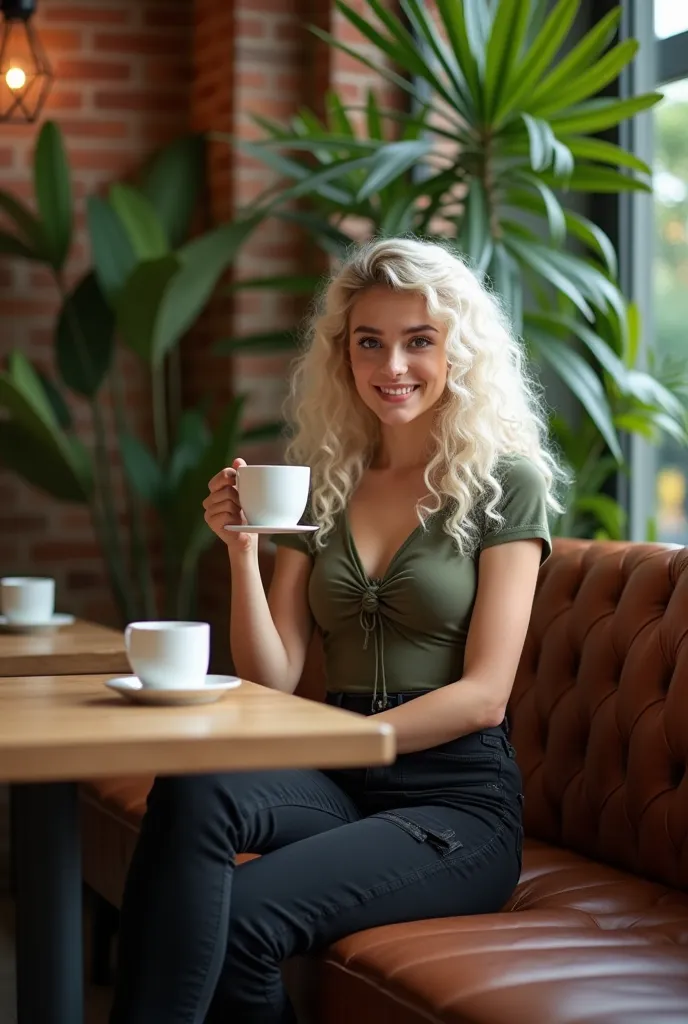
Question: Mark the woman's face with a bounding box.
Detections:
[348,286,448,427]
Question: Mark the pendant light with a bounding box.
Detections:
[0,0,53,124]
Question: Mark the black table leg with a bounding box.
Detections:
[12,781,83,1024]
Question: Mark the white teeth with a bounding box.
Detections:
[379,385,417,395]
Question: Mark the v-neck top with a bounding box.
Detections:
[272,455,552,695]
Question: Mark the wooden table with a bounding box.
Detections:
[1,674,395,1024]
[0,618,129,677]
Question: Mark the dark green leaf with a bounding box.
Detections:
[564,210,618,278]
[459,178,493,276]
[521,113,554,171]
[527,7,622,108]
[56,271,115,398]
[109,183,169,260]
[119,431,165,507]
[115,256,180,363]
[463,0,493,71]
[273,210,352,258]
[434,0,481,105]
[399,0,475,120]
[366,89,383,141]
[236,139,353,205]
[241,421,285,444]
[172,395,246,555]
[227,272,323,295]
[325,91,356,137]
[37,371,72,431]
[86,195,138,300]
[0,421,89,503]
[153,217,258,365]
[531,40,639,118]
[484,0,530,120]
[167,408,211,492]
[0,231,40,260]
[140,133,206,248]
[505,236,594,319]
[33,121,72,271]
[561,135,651,175]
[575,494,626,538]
[489,243,522,335]
[532,332,623,460]
[215,330,297,354]
[0,189,45,252]
[541,164,650,192]
[356,140,432,201]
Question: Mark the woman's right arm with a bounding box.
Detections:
[204,459,314,693]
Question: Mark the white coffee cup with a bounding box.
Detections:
[124,621,210,690]
[237,465,310,527]
[0,576,55,624]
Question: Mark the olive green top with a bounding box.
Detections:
[272,455,552,696]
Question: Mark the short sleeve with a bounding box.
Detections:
[480,456,552,564]
[270,501,316,557]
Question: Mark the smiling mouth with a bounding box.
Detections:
[374,384,421,396]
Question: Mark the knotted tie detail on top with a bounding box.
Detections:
[357,571,412,712]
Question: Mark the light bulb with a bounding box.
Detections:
[6,66,26,91]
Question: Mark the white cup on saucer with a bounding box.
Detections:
[0,576,55,625]
[237,465,310,527]
[124,621,210,690]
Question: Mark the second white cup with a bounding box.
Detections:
[0,576,55,624]
[124,621,210,690]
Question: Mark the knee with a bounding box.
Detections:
[144,774,225,836]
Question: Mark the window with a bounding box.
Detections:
[652,7,688,544]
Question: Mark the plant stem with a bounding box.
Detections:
[110,364,157,620]
[55,272,136,622]
[151,362,169,463]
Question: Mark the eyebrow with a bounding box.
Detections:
[352,324,439,335]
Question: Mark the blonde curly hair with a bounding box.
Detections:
[285,237,566,553]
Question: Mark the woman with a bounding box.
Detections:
[110,237,565,1023]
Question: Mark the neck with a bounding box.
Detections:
[374,418,433,471]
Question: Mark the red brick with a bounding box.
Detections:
[94,89,186,112]
[36,29,85,50]
[0,299,56,316]
[42,5,131,25]
[238,69,269,91]
[235,14,267,38]
[92,31,186,55]
[55,59,132,81]
[0,516,47,533]
[32,542,102,561]
[0,148,13,168]
[58,118,129,139]
[44,88,84,111]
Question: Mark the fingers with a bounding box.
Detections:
[208,457,246,493]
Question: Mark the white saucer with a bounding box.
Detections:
[106,675,242,706]
[223,525,318,535]
[0,613,75,634]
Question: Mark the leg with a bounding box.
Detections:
[208,803,521,1023]
[12,781,83,1024]
[109,769,360,1024]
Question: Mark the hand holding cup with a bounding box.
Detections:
[203,458,257,555]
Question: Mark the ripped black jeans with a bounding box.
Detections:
[109,692,524,1024]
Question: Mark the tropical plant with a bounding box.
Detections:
[220,0,688,540]
[0,122,275,622]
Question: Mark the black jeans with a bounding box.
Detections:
[109,692,524,1024]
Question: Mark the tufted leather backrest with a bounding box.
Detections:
[509,537,688,892]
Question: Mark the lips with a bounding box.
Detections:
[375,384,420,396]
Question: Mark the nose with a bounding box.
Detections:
[385,345,408,377]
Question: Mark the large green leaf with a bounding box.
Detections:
[540,165,650,192]
[167,408,211,493]
[459,178,493,275]
[37,371,72,430]
[575,494,626,538]
[434,0,480,107]
[531,40,639,118]
[33,121,72,271]
[152,217,259,366]
[236,139,353,206]
[140,133,206,248]
[109,184,169,260]
[505,235,594,319]
[0,421,89,503]
[531,332,622,460]
[87,195,138,300]
[494,0,579,123]
[115,255,180,363]
[399,0,475,121]
[561,136,651,175]
[56,271,115,398]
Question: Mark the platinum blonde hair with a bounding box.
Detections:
[285,236,566,553]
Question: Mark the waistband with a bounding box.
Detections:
[327,689,434,715]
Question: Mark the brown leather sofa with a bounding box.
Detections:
[80,538,688,1021]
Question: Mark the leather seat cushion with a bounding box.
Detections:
[315,839,688,1024]
[319,911,688,1024]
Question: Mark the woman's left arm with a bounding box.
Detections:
[377,538,543,754]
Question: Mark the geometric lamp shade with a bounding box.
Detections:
[0,1,53,124]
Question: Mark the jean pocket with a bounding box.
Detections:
[373,809,463,855]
